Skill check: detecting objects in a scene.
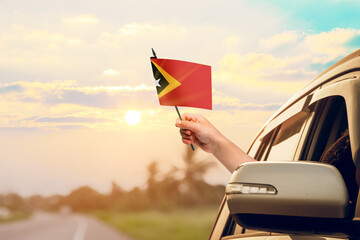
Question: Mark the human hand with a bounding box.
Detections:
[175,113,223,154]
[176,113,256,172]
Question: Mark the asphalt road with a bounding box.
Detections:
[0,212,134,240]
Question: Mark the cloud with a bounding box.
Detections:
[212,28,360,106]
[0,83,24,94]
[0,21,197,86]
[0,81,156,108]
[62,14,99,24]
[260,31,299,49]
[1,12,360,132]
[0,126,40,131]
[214,52,310,86]
[0,26,84,50]
[0,25,88,80]
[260,69,317,82]
[0,79,288,132]
[0,80,159,129]
[303,28,360,63]
[218,53,290,73]
[0,80,286,114]
[213,49,318,104]
[103,69,119,76]
[35,116,112,123]
[118,23,187,36]
[43,87,157,109]
[0,125,87,131]
[221,36,242,49]
[214,101,282,111]
[212,90,283,111]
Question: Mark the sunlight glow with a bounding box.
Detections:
[125,111,141,126]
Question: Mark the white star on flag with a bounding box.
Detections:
[155,78,161,87]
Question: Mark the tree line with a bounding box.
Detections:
[0,147,225,214]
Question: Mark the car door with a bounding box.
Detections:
[209,95,312,240]
[209,77,360,240]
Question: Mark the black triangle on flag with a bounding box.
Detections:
[151,61,169,95]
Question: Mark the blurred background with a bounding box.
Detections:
[1,0,360,239]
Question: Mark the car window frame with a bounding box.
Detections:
[308,75,360,168]
[250,96,311,162]
[264,111,309,162]
[247,95,311,158]
[299,96,348,161]
[298,94,360,219]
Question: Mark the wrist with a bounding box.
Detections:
[211,133,246,173]
[211,131,228,156]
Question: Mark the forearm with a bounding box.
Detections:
[175,114,256,172]
[212,134,256,173]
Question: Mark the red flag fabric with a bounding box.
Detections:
[150,58,212,110]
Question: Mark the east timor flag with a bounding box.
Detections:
[150,58,212,110]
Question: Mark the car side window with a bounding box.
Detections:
[301,96,348,161]
[247,138,261,159]
[265,112,308,161]
[254,111,308,162]
[253,129,275,161]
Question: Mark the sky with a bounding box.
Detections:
[1,0,360,196]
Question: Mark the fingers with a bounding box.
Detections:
[180,129,191,137]
[179,128,193,145]
[175,113,201,126]
[182,138,192,145]
[180,128,192,139]
[175,119,199,132]
[181,113,199,122]
[175,113,202,146]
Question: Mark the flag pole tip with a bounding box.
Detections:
[151,48,157,58]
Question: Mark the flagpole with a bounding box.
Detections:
[175,106,195,151]
[152,48,194,151]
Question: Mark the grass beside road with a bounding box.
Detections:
[93,206,219,240]
[0,212,29,224]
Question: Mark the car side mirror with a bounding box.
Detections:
[226,161,354,235]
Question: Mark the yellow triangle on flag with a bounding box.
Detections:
[151,59,181,98]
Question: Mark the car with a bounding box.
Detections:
[208,49,360,240]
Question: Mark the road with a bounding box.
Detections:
[0,212,135,240]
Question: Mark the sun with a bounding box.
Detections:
[125,110,141,126]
